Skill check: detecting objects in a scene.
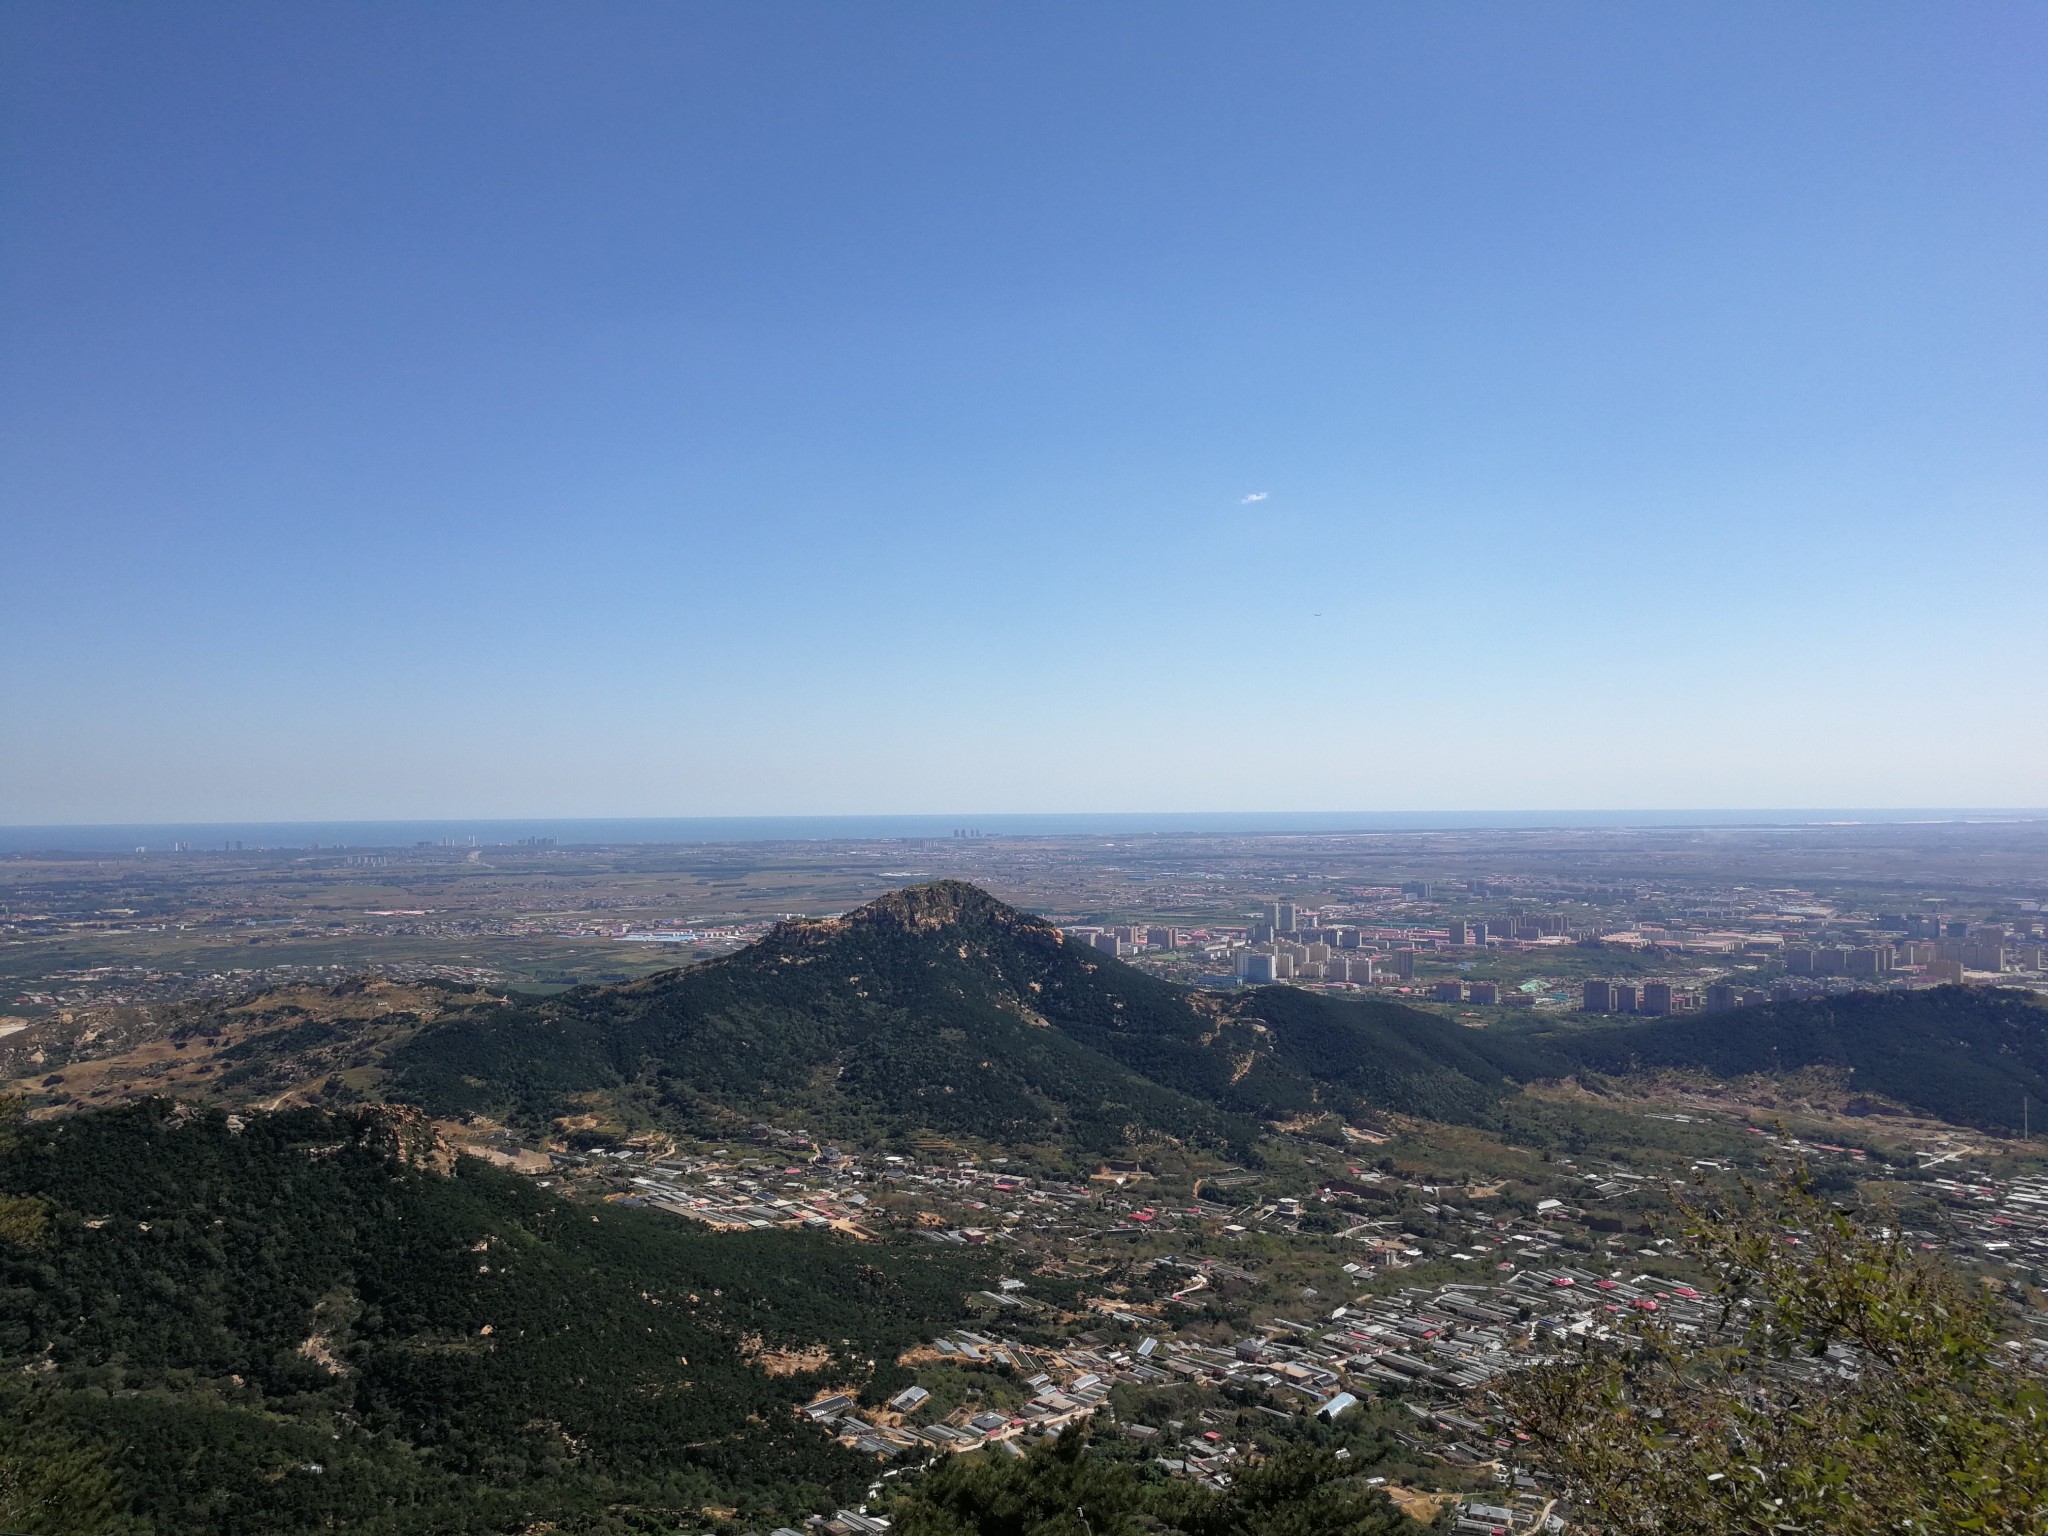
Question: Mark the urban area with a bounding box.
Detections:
[5,819,2047,1536]
[507,1103,2048,1536]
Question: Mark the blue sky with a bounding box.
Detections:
[4,3,2044,822]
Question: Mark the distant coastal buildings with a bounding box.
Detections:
[1056,889,2047,1018]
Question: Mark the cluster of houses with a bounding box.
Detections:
[799,1324,1120,1461]
[622,1162,878,1238]
[1920,1170,2048,1296]
[568,1114,2048,1536]
[792,1261,1748,1507]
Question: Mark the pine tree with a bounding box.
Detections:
[1503,1169,2048,1534]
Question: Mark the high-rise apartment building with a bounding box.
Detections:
[1705,982,1738,1011]
[1642,982,1674,1016]
[1583,980,1615,1014]
[1270,901,1297,935]
[1432,981,1464,1003]
[1393,949,1416,979]
[1611,982,1639,1013]
[1467,980,1499,1005]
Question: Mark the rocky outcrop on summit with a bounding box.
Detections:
[841,879,1052,936]
[762,880,1062,957]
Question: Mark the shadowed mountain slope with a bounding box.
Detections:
[15,884,2045,1148]
[1535,985,2048,1135]
[382,882,1539,1151]
[0,1099,995,1535]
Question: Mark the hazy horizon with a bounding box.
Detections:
[7,807,2047,856]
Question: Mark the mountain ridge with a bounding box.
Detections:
[0,1097,998,1534]
[1536,983,2048,1135]
[8,882,2047,1145]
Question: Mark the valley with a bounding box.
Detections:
[4,879,2048,1534]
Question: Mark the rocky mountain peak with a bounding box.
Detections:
[843,880,1050,937]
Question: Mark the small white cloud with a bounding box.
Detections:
[1240,491,1269,504]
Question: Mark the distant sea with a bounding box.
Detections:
[2,810,2042,855]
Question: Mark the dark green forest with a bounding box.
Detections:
[379,883,1540,1154]
[0,1099,993,1535]
[6,886,2047,1533]
[1531,984,2048,1133]
[889,1425,1420,1536]
[378,883,2048,1147]
[55,886,2048,1155]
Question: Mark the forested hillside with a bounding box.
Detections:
[13,885,2046,1154]
[6,891,2046,1534]
[1536,985,2048,1134]
[891,1424,1419,1536]
[0,1099,993,1535]
[381,882,1537,1153]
